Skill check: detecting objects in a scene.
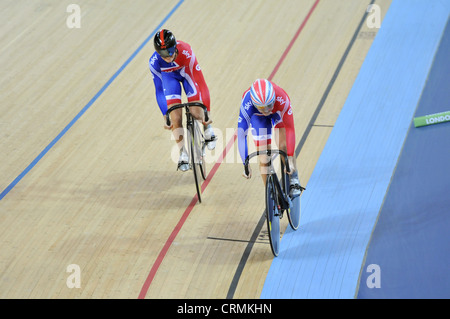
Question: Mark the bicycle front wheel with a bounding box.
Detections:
[188,123,202,203]
[265,174,280,256]
[193,120,207,180]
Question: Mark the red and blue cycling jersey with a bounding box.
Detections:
[237,81,296,164]
[149,40,210,115]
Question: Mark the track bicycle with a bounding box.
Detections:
[244,149,305,256]
[166,102,210,203]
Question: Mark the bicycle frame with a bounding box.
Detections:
[166,102,209,203]
[244,149,304,256]
[244,149,293,256]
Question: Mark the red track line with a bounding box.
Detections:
[268,0,319,81]
[202,131,237,192]
[138,0,320,299]
[137,133,237,299]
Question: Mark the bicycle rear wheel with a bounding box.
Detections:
[265,174,280,256]
[188,123,202,203]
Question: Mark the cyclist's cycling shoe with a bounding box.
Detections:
[204,125,216,150]
[177,149,189,172]
[289,177,304,198]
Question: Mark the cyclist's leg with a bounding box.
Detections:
[273,126,298,172]
[163,74,188,170]
[250,115,273,185]
[183,98,215,151]
[167,105,189,171]
[167,104,183,142]
[163,75,184,145]
[181,73,212,123]
[181,74,201,111]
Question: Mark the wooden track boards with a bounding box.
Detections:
[0,0,390,298]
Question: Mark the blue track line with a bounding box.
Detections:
[0,0,184,201]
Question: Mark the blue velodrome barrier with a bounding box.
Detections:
[357,17,450,299]
[261,0,449,299]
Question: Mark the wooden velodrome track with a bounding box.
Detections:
[0,0,391,298]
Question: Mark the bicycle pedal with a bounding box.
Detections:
[205,137,216,151]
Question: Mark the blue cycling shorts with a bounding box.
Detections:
[162,71,200,106]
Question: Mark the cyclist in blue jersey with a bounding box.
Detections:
[149,29,216,171]
[237,79,301,197]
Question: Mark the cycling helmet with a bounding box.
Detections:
[154,29,177,57]
[250,79,276,111]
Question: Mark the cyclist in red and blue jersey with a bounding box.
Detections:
[149,29,216,172]
[237,79,301,197]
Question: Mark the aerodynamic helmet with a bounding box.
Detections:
[154,29,177,58]
[250,79,276,112]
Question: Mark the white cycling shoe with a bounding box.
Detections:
[289,176,303,198]
[177,149,189,172]
[204,125,216,150]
